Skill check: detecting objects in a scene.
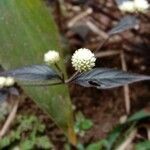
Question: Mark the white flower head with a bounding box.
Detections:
[44,50,60,64]
[0,77,7,88]
[71,48,96,72]
[5,77,15,87]
[118,1,135,13]
[0,76,15,88]
[134,0,149,12]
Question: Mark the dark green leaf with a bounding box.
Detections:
[135,141,150,150]
[75,112,93,132]
[127,110,150,123]
[36,136,54,149]
[104,126,123,150]
[80,119,93,130]
[71,68,150,89]
[86,140,105,150]
[20,139,35,150]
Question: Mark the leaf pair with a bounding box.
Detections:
[1,65,150,90]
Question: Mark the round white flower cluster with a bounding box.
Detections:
[134,0,149,12]
[71,48,96,72]
[119,1,135,12]
[0,76,15,88]
[44,50,60,64]
[118,0,149,13]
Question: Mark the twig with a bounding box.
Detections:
[95,37,110,53]
[54,63,65,83]
[65,71,79,83]
[116,129,137,150]
[67,8,93,28]
[95,50,120,58]
[85,20,109,52]
[0,98,19,139]
[146,125,150,140]
[85,20,108,39]
[120,51,130,114]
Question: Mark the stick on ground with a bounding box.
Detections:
[0,98,19,139]
[120,51,130,114]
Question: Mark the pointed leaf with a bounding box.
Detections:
[136,141,150,150]
[108,16,139,35]
[127,110,150,123]
[104,126,123,150]
[71,68,150,89]
[0,0,76,144]
[0,65,61,84]
[86,140,105,150]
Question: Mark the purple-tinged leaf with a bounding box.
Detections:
[0,65,61,84]
[71,68,150,89]
[108,16,139,35]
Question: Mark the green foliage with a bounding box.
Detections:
[20,136,53,150]
[101,109,150,150]
[102,126,123,150]
[64,109,149,150]
[17,115,45,133]
[0,0,75,144]
[135,141,150,150]
[85,140,105,150]
[75,112,93,136]
[127,110,150,123]
[0,115,53,149]
[84,109,150,150]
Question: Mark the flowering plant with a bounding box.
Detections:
[1,47,150,90]
[0,1,150,146]
[0,15,150,91]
